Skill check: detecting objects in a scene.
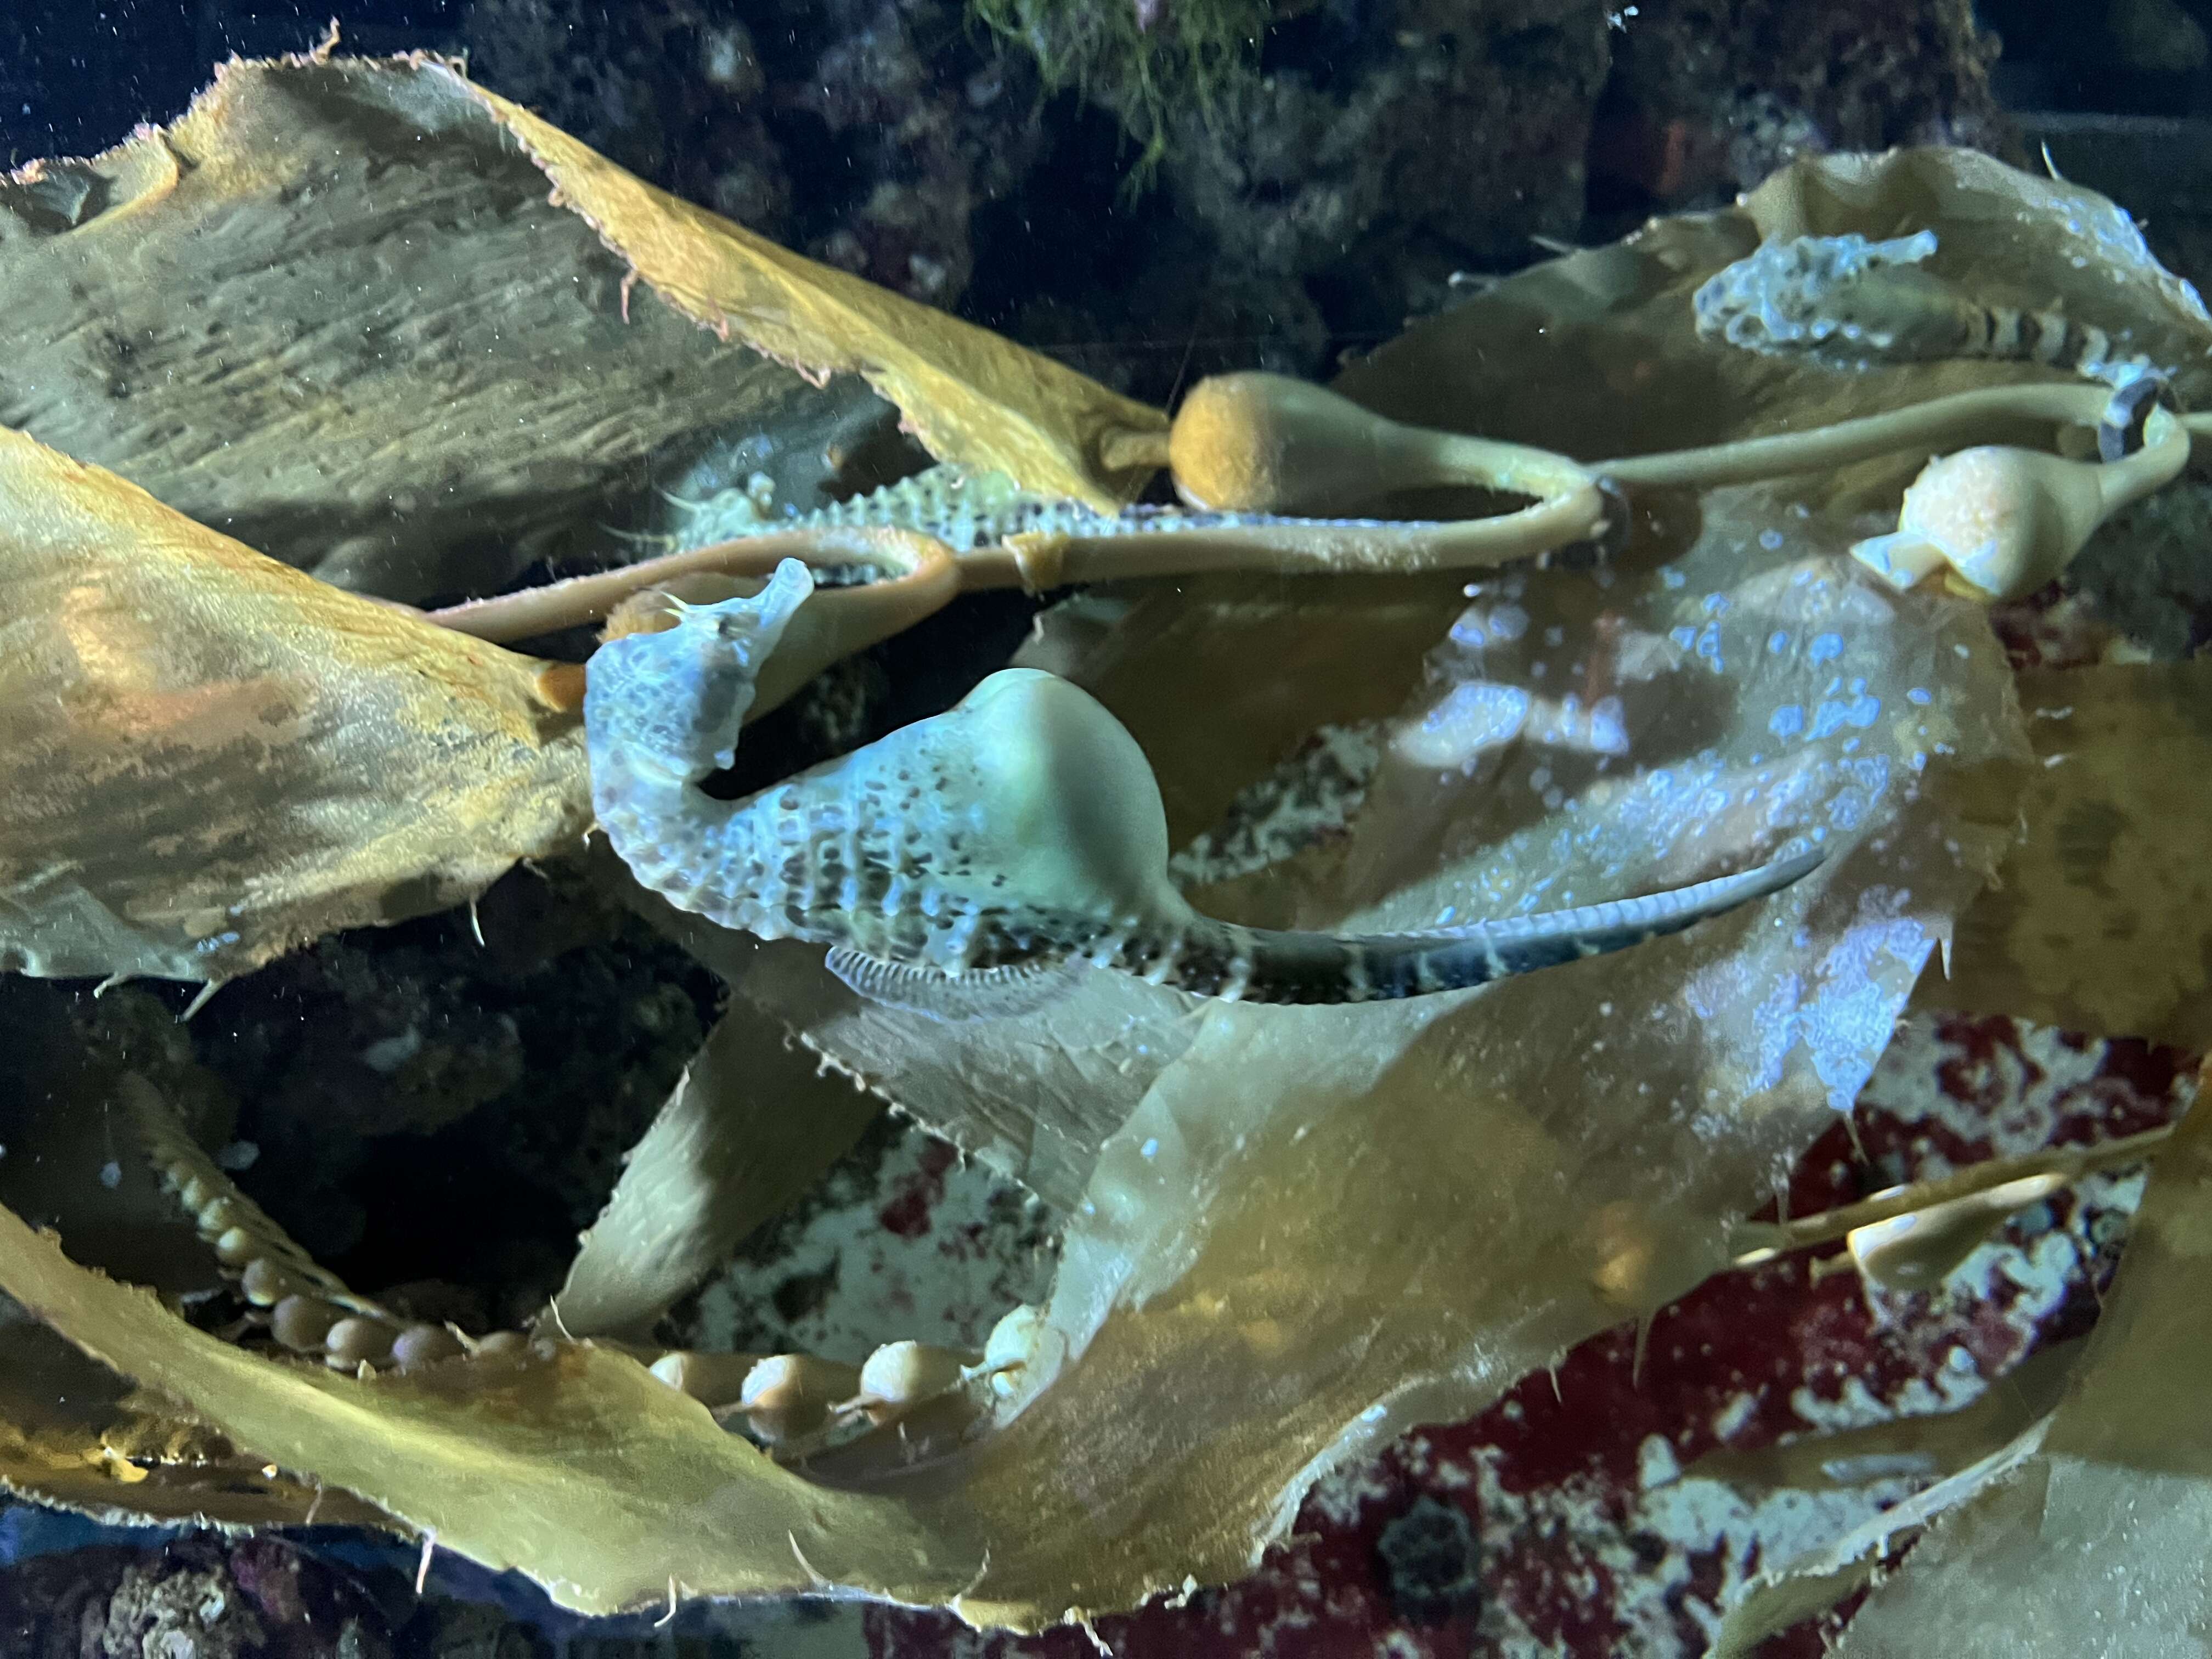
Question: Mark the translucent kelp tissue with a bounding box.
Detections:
[2,49,2208,1643]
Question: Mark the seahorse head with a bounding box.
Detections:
[1694,229,1962,363]
[583,557,814,787]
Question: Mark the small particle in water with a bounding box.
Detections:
[1906,687,1932,705]
[1767,630,1790,654]
[99,1161,122,1189]
[360,1027,424,1075]
[1758,528,1784,550]
[216,1141,260,1172]
[1139,1137,1160,1159]
[1660,566,1688,589]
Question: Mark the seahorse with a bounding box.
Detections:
[583,558,1819,1018]
[1693,229,2157,388]
[645,461,1451,558]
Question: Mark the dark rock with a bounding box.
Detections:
[1375,1493,1482,1624]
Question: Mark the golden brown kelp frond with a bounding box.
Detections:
[1710,1052,2210,1652]
[545,1001,882,1340]
[0,50,1159,605]
[1912,659,2212,1050]
[448,64,1165,512]
[0,1201,981,1615]
[0,426,589,985]
[1724,1058,2212,1655]
[0,58,867,601]
[0,1292,389,1536]
[872,506,2024,1627]
[4,131,2202,1637]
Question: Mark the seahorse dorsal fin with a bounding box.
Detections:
[823,948,1089,1022]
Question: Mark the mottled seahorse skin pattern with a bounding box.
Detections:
[585,558,1820,1017]
[656,462,1447,557]
[1694,229,2150,386]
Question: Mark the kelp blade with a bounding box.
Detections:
[0,1204,979,1615]
[0,427,587,984]
[1831,1065,2212,1654]
[1913,661,2212,1050]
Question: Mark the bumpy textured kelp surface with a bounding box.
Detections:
[0,1203,985,1610]
[1827,1066,2212,1656]
[0,425,589,985]
[1710,1060,2212,1656]
[1914,661,2212,1052]
[547,998,884,1340]
[2,66,2207,1635]
[0,51,1156,603]
[0,55,834,602]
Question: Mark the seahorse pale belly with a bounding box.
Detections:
[584,560,1820,1015]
